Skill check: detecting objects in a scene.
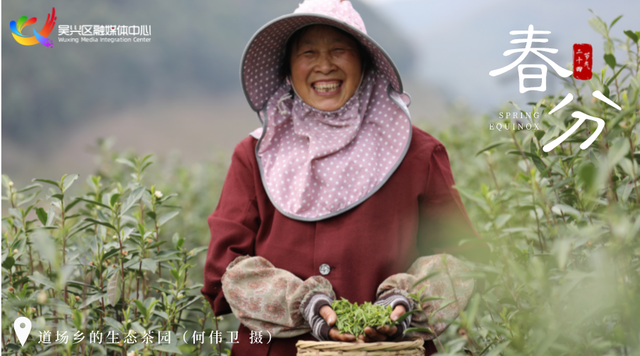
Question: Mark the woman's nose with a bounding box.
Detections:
[315,53,336,74]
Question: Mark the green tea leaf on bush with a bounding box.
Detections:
[122,227,134,240]
[133,300,148,318]
[116,158,136,169]
[485,341,511,356]
[588,17,607,37]
[145,299,160,313]
[8,208,22,220]
[391,309,419,326]
[619,181,633,203]
[107,272,122,306]
[110,194,121,207]
[464,294,481,326]
[551,204,581,220]
[453,186,489,212]
[608,137,630,168]
[620,159,637,178]
[17,192,38,207]
[33,178,60,189]
[604,54,616,70]
[17,183,41,193]
[178,296,203,312]
[430,299,456,319]
[606,65,627,87]
[624,30,638,43]
[85,218,117,231]
[57,265,75,290]
[104,316,123,332]
[103,248,120,262]
[495,214,512,229]
[475,142,505,156]
[78,198,111,210]
[62,174,79,192]
[32,230,59,268]
[65,197,82,212]
[170,269,180,282]
[631,73,640,90]
[141,258,158,273]
[80,293,107,308]
[28,272,57,290]
[72,309,83,330]
[552,238,573,270]
[404,327,434,334]
[36,207,48,225]
[419,296,444,303]
[48,298,73,315]
[1,174,11,187]
[68,280,100,292]
[86,343,107,355]
[50,193,65,201]
[45,207,56,226]
[132,321,147,335]
[154,310,169,320]
[412,271,442,288]
[2,256,15,270]
[159,211,180,226]
[189,246,209,257]
[578,162,597,191]
[122,186,145,214]
[609,15,622,28]
[5,344,20,351]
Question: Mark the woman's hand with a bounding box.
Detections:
[362,305,406,342]
[319,305,360,342]
[319,304,406,342]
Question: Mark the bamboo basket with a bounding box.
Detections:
[296,338,425,356]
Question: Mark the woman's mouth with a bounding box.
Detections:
[312,80,342,94]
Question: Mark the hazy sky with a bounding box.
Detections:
[357,0,640,112]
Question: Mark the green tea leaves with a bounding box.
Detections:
[331,298,393,337]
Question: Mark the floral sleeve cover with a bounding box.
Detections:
[221,255,336,338]
[376,254,475,340]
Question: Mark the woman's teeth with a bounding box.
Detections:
[313,82,341,92]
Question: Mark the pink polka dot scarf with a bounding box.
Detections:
[250,69,412,221]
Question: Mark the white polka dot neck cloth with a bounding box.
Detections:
[250,69,412,221]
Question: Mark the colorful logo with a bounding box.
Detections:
[10,8,56,47]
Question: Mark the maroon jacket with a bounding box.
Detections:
[201,125,489,356]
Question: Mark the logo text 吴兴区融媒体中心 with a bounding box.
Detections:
[57,24,152,43]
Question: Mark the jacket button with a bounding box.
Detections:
[319,264,331,276]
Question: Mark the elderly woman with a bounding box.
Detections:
[201,1,489,355]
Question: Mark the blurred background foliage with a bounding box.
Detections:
[2,0,413,145]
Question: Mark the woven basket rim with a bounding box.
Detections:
[296,338,423,351]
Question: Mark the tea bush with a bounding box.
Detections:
[416,13,640,356]
[2,144,235,356]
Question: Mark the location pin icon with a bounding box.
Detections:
[13,317,32,346]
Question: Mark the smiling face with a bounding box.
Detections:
[289,25,362,111]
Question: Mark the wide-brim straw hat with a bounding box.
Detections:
[240,0,406,114]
